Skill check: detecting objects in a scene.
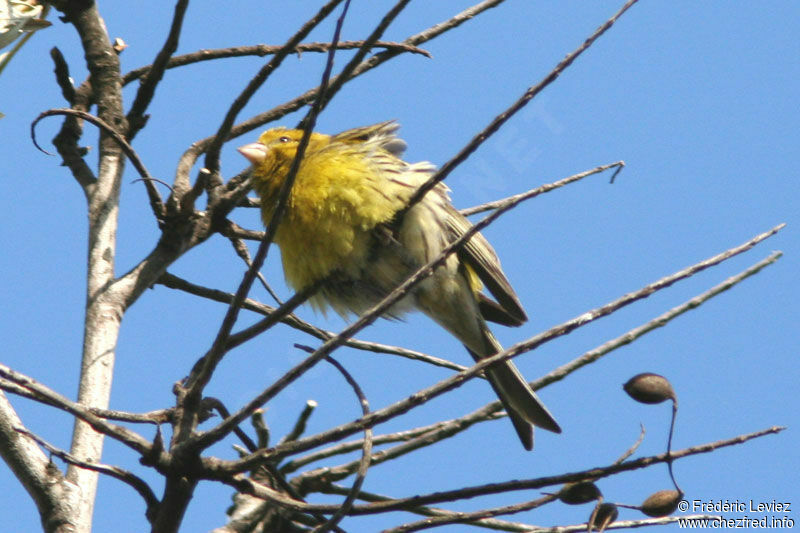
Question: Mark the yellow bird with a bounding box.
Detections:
[238,121,560,449]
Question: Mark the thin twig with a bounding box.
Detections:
[327,247,784,459]
[460,162,623,216]
[0,364,153,455]
[204,398,258,453]
[298,0,414,129]
[126,0,190,139]
[402,0,640,212]
[286,410,505,486]
[322,484,539,533]
[195,155,613,454]
[178,0,348,448]
[533,515,722,533]
[49,47,76,104]
[279,418,461,475]
[122,40,431,85]
[224,226,284,304]
[31,108,165,220]
[614,424,646,465]
[204,427,783,516]
[314,351,372,533]
[278,401,319,447]
[666,400,681,494]
[14,428,160,517]
[527,248,784,393]
[157,271,457,370]
[199,0,346,188]
[385,494,556,532]
[238,227,783,465]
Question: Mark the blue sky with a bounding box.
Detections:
[1,1,797,531]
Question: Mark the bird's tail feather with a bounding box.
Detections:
[475,360,535,450]
[465,329,561,449]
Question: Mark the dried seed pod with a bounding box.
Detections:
[641,489,683,517]
[623,373,676,404]
[590,503,619,532]
[558,481,602,504]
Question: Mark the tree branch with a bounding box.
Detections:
[122,40,431,86]
[32,108,165,220]
[221,223,782,467]
[126,0,190,139]
[0,392,80,533]
[54,2,131,529]
[203,427,783,517]
[14,428,160,523]
[403,0,640,211]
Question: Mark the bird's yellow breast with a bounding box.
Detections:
[253,145,410,293]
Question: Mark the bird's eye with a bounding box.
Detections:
[278,136,291,143]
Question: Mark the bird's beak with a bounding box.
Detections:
[238,143,268,165]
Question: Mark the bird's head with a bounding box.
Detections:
[238,128,330,175]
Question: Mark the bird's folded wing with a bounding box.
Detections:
[443,205,528,326]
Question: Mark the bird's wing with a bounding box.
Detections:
[334,123,528,326]
[333,120,407,157]
[441,198,528,326]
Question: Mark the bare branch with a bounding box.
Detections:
[122,40,431,85]
[279,418,461,475]
[423,247,784,456]
[528,515,723,533]
[460,162,624,216]
[0,363,154,456]
[227,224,783,465]
[0,379,171,425]
[224,226,284,305]
[278,401,319,447]
[126,0,190,139]
[32,108,165,219]
[322,484,542,532]
[362,426,784,515]
[158,271,467,373]
[49,47,76,104]
[312,354,373,533]
[403,0,639,210]
[286,411,504,486]
[197,0,347,191]
[385,493,556,532]
[528,248,784,393]
[205,427,783,516]
[14,428,160,521]
[614,425,646,466]
[0,392,69,528]
[333,243,784,458]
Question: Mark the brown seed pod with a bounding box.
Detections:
[558,481,602,505]
[640,489,683,517]
[590,503,619,532]
[623,373,676,404]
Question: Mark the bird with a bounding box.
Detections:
[238,121,560,449]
